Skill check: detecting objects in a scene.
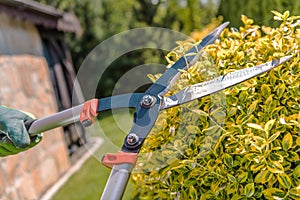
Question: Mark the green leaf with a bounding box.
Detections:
[189,185,197,199]
[226,182,238,194]
[277,173,292,189]
[223,153,234,168]
[253,185,264,199]
[269,71,278,85]
[276,84,286,97]
[186,125,200,134]
[247,123,264,131]
[287,151,299,162]
[293,165,300,179]
[282,133,293,151]
[267,161,284,174]
[237,171,248,183]
[261,84,271,98]
[239,90,248,102]
[227,174,237,182]
[244,182,255,197]
[289,188,300,199]
[269,153,284,162]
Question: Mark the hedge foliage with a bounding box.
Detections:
[131,11,300,200]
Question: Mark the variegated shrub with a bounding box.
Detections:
[132,11,300,200]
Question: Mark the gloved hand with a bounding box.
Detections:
[0,106,42,157]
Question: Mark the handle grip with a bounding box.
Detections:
[27,105,83,135]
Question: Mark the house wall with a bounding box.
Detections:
[0,13,71,200]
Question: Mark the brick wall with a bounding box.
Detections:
[0,14,71,200]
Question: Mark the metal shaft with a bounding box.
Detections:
[100,164,134,200]
[28,104,83,135]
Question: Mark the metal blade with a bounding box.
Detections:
[161,55,293,109]
[146,22,230,96]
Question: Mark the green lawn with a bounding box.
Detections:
[52,109,135,200]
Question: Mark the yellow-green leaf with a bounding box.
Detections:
[293,165,300,179]
[247,123,264,131]
[191,109,208,117]
[250,162,265,172]
[261,84,271,98]
[283,10,290,20]
[277,173,292,189]
[227,174,237,182]
[289,188,300,199]
[268,132,281,144]
[264,119,276,132]
[210,108,226,124]
[296,137,300,146]
[245,153,258,161]
[237,171,248,183]
[265,94,274,105]
[147,74,157,83]
[189,185,197,199]
[244,182,255,197]
[276,84,286,97]
[186,125,200,134]
[267,161,284,174]
[228,107,237,117]
[200,193,214,200]
[247,100,259,114]
[287,151,299,162]
[202,126,219,135]
[255,170,273,183]
[223,153,233,168]
[263,188,285,199]
[269,71,278,85]
[282,133,293,151]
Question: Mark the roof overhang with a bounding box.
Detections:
[0,0,82,35]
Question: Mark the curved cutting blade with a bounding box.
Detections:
[146,22,230,96]
[161,55,293,109]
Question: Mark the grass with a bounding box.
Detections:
[52,109,135,200]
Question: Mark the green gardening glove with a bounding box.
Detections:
[0,106,42,157]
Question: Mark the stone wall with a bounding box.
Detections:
[0,13,71,200]
[0,55,71,200]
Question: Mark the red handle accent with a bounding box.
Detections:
[80,99,98,127]
[102,151,138,168]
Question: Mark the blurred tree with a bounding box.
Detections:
[217,0,300,27]
[34,0,219,97]
[133,0,217,33]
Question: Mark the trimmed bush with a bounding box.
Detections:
[132,11,300,200]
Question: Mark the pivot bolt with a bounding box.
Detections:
[141,95,156,108]
[126,133,139,146]
[81,119,92,127]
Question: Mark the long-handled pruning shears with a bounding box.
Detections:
[26,22,293,199]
